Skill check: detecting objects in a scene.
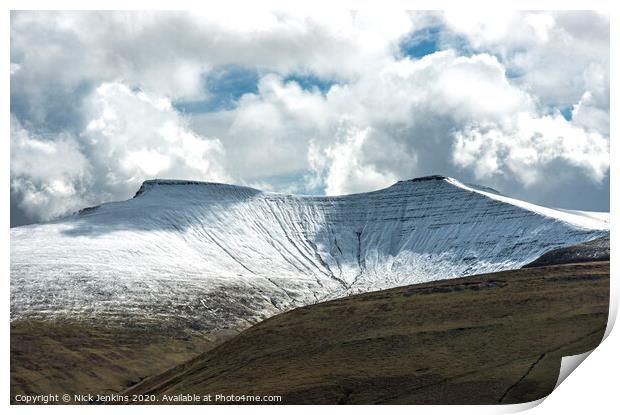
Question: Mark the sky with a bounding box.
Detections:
[10,10,610,226]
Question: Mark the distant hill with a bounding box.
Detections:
[524,236,609,267]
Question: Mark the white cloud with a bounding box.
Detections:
[10,117,92,220]
[10,11,610,223]
[189,74,334,180]
[441,11,609,111]
[195,51,523,179]
[188,48,609,202]
[452,113,610,186]
[84,82,229,193]
[571,62,610,136]
[10,11,413,102]
[442,10,555,51]
[308,127,398,195]
[11,82,229,221]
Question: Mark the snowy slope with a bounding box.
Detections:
[10,176,609,331]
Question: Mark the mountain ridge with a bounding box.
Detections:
[11,175,608,332]
[102,175,608,231]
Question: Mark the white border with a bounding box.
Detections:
[3,2,616,414]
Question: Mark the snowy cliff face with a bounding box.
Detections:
[10,176,609,331]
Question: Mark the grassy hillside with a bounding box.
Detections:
[10,321,239,402]
[126,262,609,405]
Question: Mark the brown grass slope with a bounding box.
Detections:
[126,262,609,405]
[10,321,239,403]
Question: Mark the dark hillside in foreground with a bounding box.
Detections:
[126,261,609,405]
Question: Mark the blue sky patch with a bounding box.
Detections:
[505,67,525,79]
[560,107,573,121]
[174,68,338,113]
[399,26,442,59]
[174,66,259,113]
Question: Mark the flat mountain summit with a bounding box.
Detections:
[10,176,608,331]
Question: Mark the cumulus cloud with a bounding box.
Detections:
[10,11,610,225]
[440,11,609,111]
[10,10,412,102]
[192,50,608,199]
[84,83,229,193]
[191,51,531,190]
[11,82,228,221]
[452,113,610,186]
[308,127,399,195]
[11,117,91,220]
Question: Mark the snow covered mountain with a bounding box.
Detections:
[10,175,609,331]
